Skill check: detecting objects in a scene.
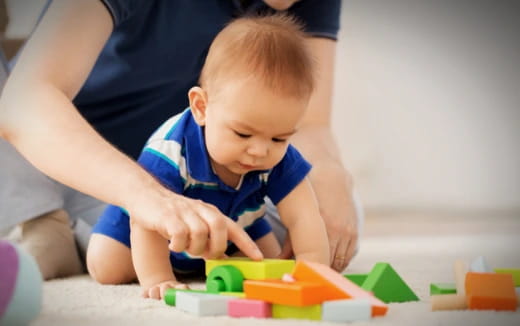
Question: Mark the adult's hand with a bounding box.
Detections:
[126,183,263,261]
[310,161,358,272]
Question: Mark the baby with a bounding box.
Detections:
[89,14,329,299]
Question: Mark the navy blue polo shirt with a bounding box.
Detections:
[93,108,311,270]
[73,0,342,158]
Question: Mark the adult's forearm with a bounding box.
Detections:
[0,81,158,211]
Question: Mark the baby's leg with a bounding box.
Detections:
[86,233,136,284]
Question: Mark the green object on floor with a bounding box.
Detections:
[164,288,207,306]
[206,265,244,293]
[430,283,457,295]
[494,268,520,286]
[343,273,368,286]
[361,262,419,303]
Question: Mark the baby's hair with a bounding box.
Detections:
[199,13,315,99]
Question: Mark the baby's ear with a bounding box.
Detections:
[188,86,208,126]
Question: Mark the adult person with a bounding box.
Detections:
[0,0,360,280]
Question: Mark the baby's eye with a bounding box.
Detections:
[272,138,287,143]
[234,131,251,138]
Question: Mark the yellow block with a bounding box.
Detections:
[205,258,295,280]
[272,304,321,320]
[494,269,520,287]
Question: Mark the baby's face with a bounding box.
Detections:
[203,77,308,184]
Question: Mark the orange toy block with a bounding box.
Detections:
[465,272,518,311]
[292,261,388,317]
[243,279,331,306]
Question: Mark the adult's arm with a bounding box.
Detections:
[288,37,359,272]
[0,0,261,260]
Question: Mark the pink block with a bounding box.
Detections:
[228,298,272,318]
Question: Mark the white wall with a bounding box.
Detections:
[333,0,520,212]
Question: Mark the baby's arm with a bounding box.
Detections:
[130,222,187,299]
[277,177,330,265]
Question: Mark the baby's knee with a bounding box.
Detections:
[86,235,135,284]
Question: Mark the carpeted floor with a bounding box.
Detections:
[32,213,520,326]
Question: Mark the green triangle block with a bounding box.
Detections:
[361,262,419,303]
[430,283,457,295]
[343,273,368,286]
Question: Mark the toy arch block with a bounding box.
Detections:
[465,272,517,311]
[243,279,330,306]
[206,265,244,293]
[205,258,295,280]
[361,262,419,303]
[292,260,388,317]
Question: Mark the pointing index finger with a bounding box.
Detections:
[225,219,263,261]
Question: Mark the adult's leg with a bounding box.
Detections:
[0,140,82,278]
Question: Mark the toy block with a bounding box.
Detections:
[205,258,295,280]
[292,260,388,317]
[465,272,517,311]
[322,298,371,322]
[243,279,330,306]
[164,288,207,306]
[227,298,271,318]
[344,273,368,286]
[175,291,233,316]
[517,287,520,307]
[494,268,520,286]
[361,262,419,303]
[220,292,245,298]
[206,265,244,293]
[430,294,467,311]
[469,256,493,273]
[272,303,321,320]
[430,283,457,295]
[453,259,469,297]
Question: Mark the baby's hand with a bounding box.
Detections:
[142,280,189,300]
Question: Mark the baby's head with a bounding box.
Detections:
[189,14,314,185]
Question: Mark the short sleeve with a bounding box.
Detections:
[99,0,144,26]
[288,0,342,40]
[266,145,312,205]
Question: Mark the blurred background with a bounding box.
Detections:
[2,0,519,216]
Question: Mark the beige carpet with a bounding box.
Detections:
[32,213,520,326]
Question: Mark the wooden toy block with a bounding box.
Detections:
[272,303,321,320]
[243,279,330,306]
[494,268,520,286]
[175,291,233,316]
[453,259,469,297]
[430,283,457,295]
[344,273,368,286]
[469,256,493,273]
[430,294,467,311]
[361,262,419,303]
[292,260,388,317]
[205,258,295,280]
[322,298,372,322]
[206,265,244,293]
[227,298,271,318]
[465,272,517,311]
[164,288,207,306]
[220,292,245,298]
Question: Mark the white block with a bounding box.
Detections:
[175,291,233,316]
[469,256,493,273]
[322,299,371,322]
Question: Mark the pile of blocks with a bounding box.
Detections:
[164,258,419,322]
[430,256,520,311]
